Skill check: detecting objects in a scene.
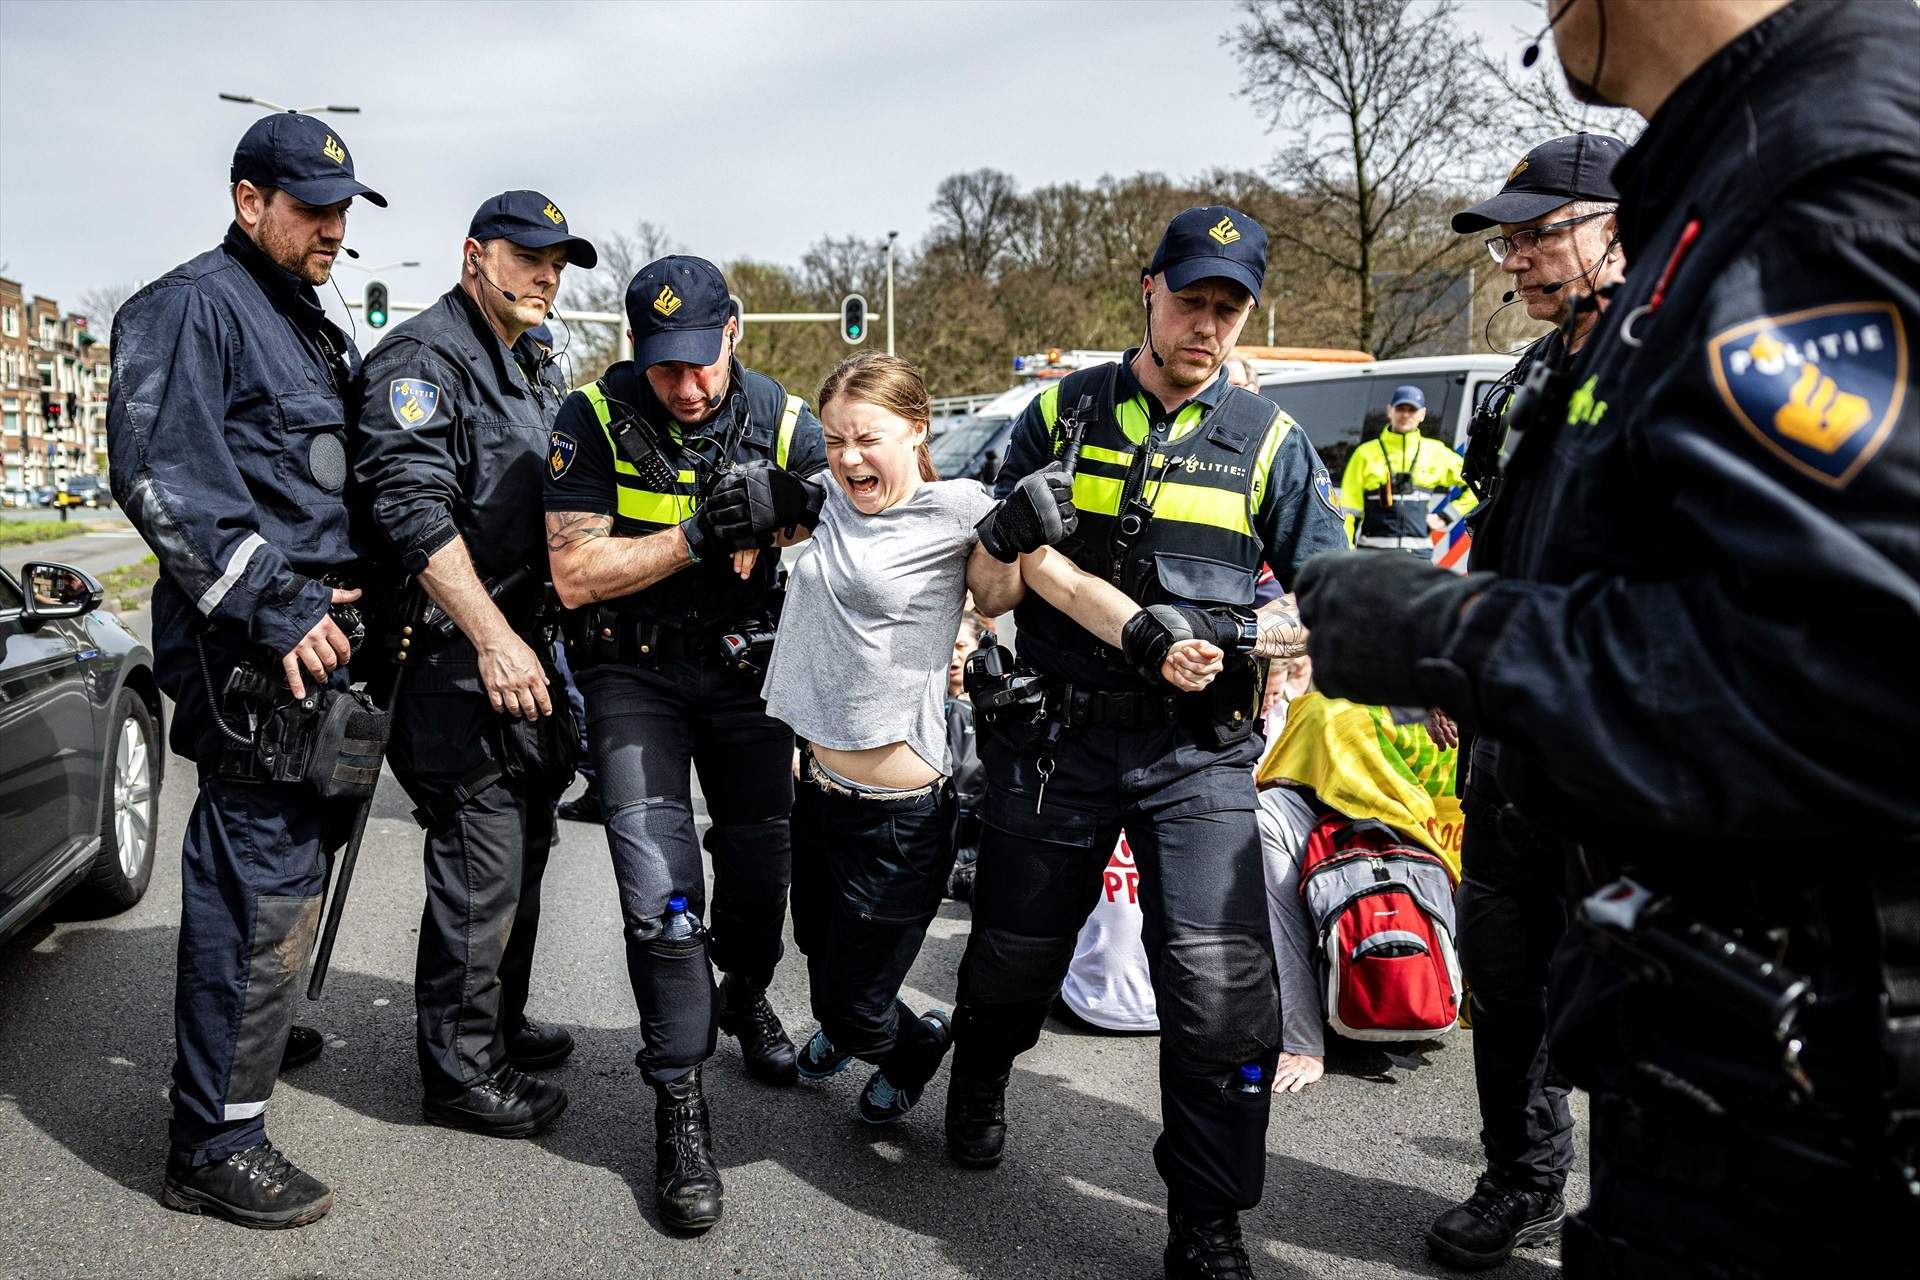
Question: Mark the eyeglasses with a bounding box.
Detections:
[1485,210,1611,263]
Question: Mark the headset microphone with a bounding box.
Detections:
[469,255,518,302]
[1143,291,1165,368]
[340,246,360,260]
[1522,0,1580,67]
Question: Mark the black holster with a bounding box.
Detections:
[213,671,389,803]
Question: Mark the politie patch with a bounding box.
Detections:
[1313,467,1339,514]
[389,379,441,430]
[549,430,577,480]
[1707,303,1907,489]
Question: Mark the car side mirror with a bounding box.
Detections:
[21,561,104,623]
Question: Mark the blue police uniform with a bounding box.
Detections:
[1300,2,1920,1272]
[106,113,383,1210]
[351,190,595,1120]
[950,208,1349,1266]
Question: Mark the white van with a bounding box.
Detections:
[1256,354,1515,482]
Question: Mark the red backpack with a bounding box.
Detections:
[1298,813,1463,1041]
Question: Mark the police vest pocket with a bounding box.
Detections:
[274,390,350,496]
[1151,552,1257,607]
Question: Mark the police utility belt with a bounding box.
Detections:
[564,583,784,681]
[963,641,1254,746]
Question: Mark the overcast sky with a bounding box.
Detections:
[0,0,1547,321]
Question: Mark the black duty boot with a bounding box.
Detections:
[1425,1174,1565,1269]
[654,1068,723,1233]
[424,1064,569,1138]
[555,782,601,822]
[162,1140,333,1229]
[507,1017,576,1070]
[716,972,798,1086]
[944,1066,1009,1168]
[1165,1206,1255,1280]
[279,1024,323,1072]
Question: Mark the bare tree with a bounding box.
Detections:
[926,169,1023,280]
[1231,0,1506,356]
[800,235,887,303]
[560,219,679,382]
[78,282,139,340]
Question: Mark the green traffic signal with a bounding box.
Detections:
[840,293,867,345]
[366,280,390,330]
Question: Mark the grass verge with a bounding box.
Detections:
[0,519,107,547]
[99,555,160,612]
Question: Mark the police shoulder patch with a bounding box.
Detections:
[389,378,441,430]
[549,430,578,480]
[1313,467,1339,514]
[1707,302,1907,489]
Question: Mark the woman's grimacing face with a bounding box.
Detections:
[821,396,927,514]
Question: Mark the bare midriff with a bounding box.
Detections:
[812,740,942,790]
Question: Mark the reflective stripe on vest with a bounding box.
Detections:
[1037,373,1288,549]
[775,394,802,470]
[579,380,698,527]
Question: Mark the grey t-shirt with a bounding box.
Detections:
[763,477,995,776]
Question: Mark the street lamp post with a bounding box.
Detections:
[218,92,360,114]
[885,230,898,356]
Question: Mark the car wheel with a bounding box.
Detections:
[80,689,160,911]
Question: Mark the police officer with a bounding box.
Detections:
[1421,131,1625,1271]
[106,111,385,1228]
[948,207,1349,1279]
[543,255,826,1232]
[351,191,597,1135]
[1297,1,1920,1275]
[1336,383,1477,555]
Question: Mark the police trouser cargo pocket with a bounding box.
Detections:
[791,761,957,1092]
[170,778,330,1164]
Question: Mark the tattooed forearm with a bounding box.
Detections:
[1253,593,1308,659]
[545,511,611,552]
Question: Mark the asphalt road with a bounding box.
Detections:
[0,529,1586,1280]
[2,517,151,583]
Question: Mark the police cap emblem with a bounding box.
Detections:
[1707,302,1907,488]
[389,379,441,430]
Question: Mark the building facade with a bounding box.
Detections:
[1,277,109,493]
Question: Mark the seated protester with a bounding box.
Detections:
[1255,692,1465,1091]
[762,353,1221,1125]
[945,612,991,902]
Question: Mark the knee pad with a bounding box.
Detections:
[963,926,1079,1006]
[1158,930,1280,1073]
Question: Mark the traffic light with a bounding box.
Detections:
[840,293,867,345]
[365,280,390,329]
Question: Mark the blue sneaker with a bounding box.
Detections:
[796,1029,851,1081]
[857,1010,952,1126]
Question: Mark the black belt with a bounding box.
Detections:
[1045,683,1179,730]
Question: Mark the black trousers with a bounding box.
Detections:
[577,653,793,1084]
[955,721,1280,1217]
[390,687,556,1094]
[790,757,958,1092]
[1457,754,1575,1193]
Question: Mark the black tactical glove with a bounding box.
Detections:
[1119,604,1253,684]
[705,461,825,548]
[678,504,726,562]
[1294,551,1494,709]
[975,463,1078,563]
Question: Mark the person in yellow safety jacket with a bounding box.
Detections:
[1337,384,1476,556]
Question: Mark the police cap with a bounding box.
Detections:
[626,256,731,369]
[468,191,598,268]
[230,112,387,208]
[1148,206,1267,303]
[1451,133,1626,233]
